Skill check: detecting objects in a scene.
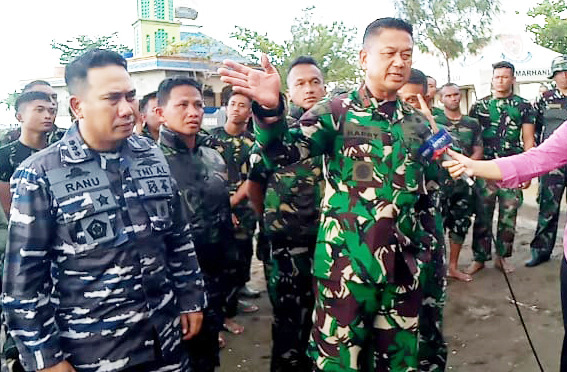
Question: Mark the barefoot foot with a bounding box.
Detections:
[494,257,515,273]
[448,267,473,282]
[465,261,485,275]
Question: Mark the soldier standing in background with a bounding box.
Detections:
[0,91,56,372]
[435,83,483,282]
[398,68,448,371]
[220,17,440,371]
[2,49,205,372]
[247,55,325,371]
[138,91,162,141]
[468,61,536,275]
[205,92,259,335]
[426,75,443,116]
[528,55,567,267]
[156,76,233,372]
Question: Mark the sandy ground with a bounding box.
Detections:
[220,181,566,371]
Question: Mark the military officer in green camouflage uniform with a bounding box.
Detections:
[436,83,483,281]
[138,91,161,141]
[527,55,567,267]
[398,68,449,372]
[204,92,258,332]
[247,55,326,371]
[156,76,233,372]
[220,18,440,371]
[426,76,443,117]
[468,61,536,275]
[2,49,205,372]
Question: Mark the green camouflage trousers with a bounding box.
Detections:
[531,165,567,256]
[472,178,523,262]
[308,271,422,371]
[418,201,447,372]
[440,180,475,245]
[263,241,316,372]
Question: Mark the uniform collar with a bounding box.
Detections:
[59,122,94,164]
[354,83,412,122]
[59,122,151,164]
[159,125,195,153]
[289,102,305,120]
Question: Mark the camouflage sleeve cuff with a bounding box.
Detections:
[248,153,269,184]
[16,340,64,372]
[253,94,289,147]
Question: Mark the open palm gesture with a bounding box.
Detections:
[218,54,281,109]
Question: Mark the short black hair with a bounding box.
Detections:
[287,56,320,74]
[492,61,515,75]
[65,49,128,95]
[439,83,460,96]
[140,91,157,113]
[227,90,252,105]
[22,80,51,93]
[407,68,427,94]
[363,17,413,45]
[15,91,52,113]
[157,76,202,106]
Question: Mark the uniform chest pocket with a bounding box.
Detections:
[46,164,120,254]
[130,164,174,232]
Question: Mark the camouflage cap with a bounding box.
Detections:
[549,55,567,79]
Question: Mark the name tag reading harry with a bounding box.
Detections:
[344,120,382,141]
[548,103,562,109]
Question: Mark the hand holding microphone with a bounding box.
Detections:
[417,128,475,186]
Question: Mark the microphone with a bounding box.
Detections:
[417,128,475,187]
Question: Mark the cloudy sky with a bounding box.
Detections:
[0,0,536,123]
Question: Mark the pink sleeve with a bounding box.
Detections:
[494,121,567,188]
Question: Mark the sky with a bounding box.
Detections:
[0,0,537,123]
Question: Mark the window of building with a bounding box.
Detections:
[141,0,150,18]
[168,0,174,21]
[154,0,165,20]
[155,29,168,54]
[146,35,151,53]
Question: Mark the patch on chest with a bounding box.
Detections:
[343,120,382,141]
[353,161,374,182]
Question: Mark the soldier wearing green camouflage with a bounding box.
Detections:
[220,18,440,371]
[527,55,567,267]
[468,61,536,274]
[435,83,483,282]
[247,56,326,371]
[204,93,258,325]
[138,91,161,141]
[399,69,449,371]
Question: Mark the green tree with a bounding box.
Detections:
[1,90,19,111]
[526,0,567,54]
[396,0,500,82]
[231,7,360,89]
[51,32,132,64]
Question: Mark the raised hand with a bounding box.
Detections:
[218,54,281,109]
[416,93,439,132]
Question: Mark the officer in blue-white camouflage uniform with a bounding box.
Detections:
[1,49,205,372]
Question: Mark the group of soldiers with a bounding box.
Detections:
[0,14,566,372]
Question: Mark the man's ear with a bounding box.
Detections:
[69,96,83,120]
[155,106,165,123]
[15,112,23,123]
[359,48,367,70]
